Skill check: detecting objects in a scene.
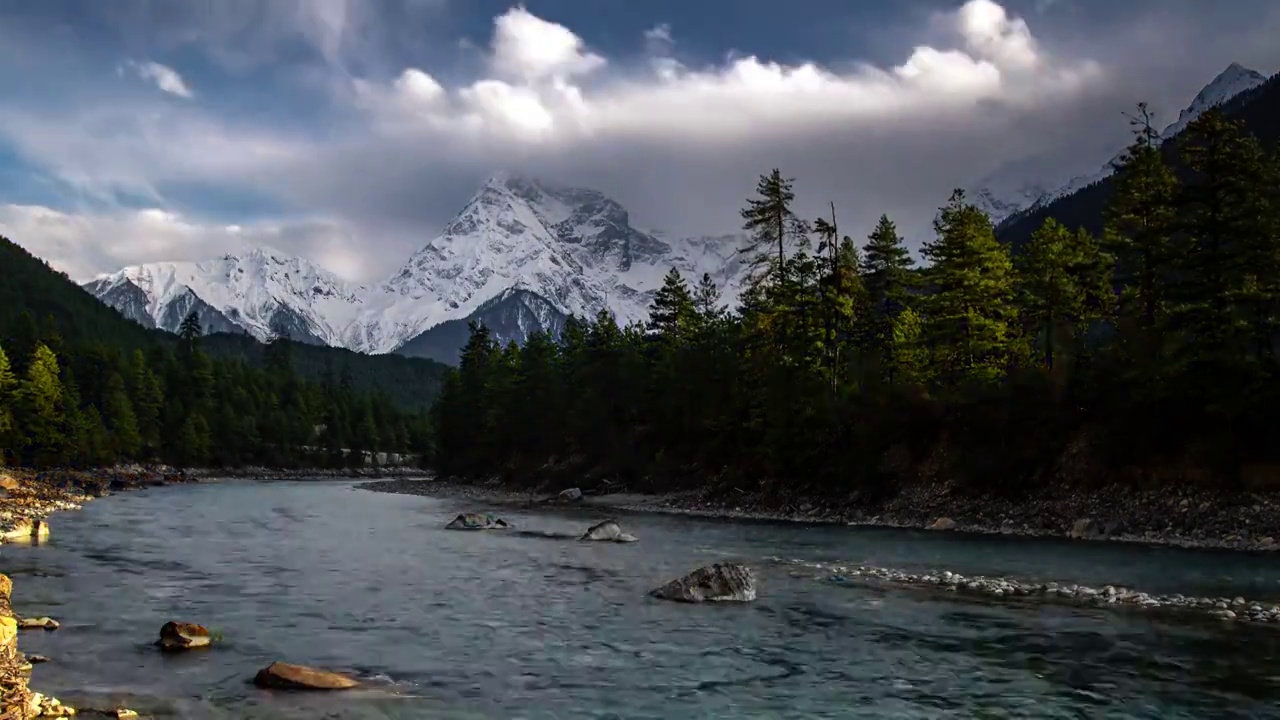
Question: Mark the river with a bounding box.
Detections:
[4,479,1280,719]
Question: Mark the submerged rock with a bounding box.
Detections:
[17,617,59,631]
[444,513,511,531]
[253,661,360,690]
[579,520,638,543]
[650,563,757,603]
[157,621,212,651]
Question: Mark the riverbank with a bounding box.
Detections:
[360,476,1280,553]
[0,466,175,718]
[184,466,429,482]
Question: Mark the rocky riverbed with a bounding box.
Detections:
[360,476,1280,553]
[1,466,185,718]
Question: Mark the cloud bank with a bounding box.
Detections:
[0,0,1276,283]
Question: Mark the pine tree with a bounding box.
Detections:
[862,214,916,317]
[103,371,142,459]
[1104,102,1177,348]
[1017,219,1114,371]
[860,214,917,383]
[17,343,67,467]
[647,268,696,337]
[692,273,723,328]
[178,311,202,345]
[740,169,807,285]
[1169,108,1270,365]
[128,350,163,454]
[0,345,15,463]
[922,189,1020,386]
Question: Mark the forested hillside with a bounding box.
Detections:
[432,106,1280,498]
[997,72,1279,250]
[0,237,444,468]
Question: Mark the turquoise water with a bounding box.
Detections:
[4,480,1280,719]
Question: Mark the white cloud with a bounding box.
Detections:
[125,60,195,98]
[488,6,606,82]
[0,204,368,283]
[3,0,1278,286]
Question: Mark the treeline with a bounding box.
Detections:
[431,106,1280,497]
[0,311,430,469]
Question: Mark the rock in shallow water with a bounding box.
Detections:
[17,616,58,631]
[253,661,360,690]
[444,513,511,531]
[927,517,956,531]
[157,621,211,651]
[579,520,638,543]
[650,563,757,603]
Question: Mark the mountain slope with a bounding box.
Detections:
[2,236,450,410]
[970,63,1268,225]
[87,175,751,360]
[996,70,1280,250]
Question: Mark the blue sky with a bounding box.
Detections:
[0,0,1276,282]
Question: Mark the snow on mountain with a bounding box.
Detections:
[967,62,1269,226]
[86,174,751,361]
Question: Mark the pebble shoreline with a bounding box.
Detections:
[359,476,1280,553]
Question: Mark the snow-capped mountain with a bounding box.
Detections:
[969,62,1269,226]
[86,174,751,363]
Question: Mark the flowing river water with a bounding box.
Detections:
[4,480,1280,718]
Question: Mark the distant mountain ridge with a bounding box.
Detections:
[996,69,1280,250]
[969,62,1269,227]
[87,175,752,364]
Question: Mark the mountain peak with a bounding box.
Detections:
[1161,61,1266,137]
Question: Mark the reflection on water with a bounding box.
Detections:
[3,480,1280,718]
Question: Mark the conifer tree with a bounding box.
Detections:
[1017,219,1114,371]
[692,273,724,328]
[128,350,163,454]
[740,169,807,285]
[647,268,696,337]
[0,345,15,462]
[1170,108,1271,364]
[103,371,142,459]
[922,189,1020,386]
[860,214,917,382]
[1104,102,1177,348]
[17,343,67,466]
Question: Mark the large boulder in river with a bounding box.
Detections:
[579,520,638,543]
[253,662,359,690]
[557,487,584,503]
[157,621,212,651]
[444,512,511,531]
[1069,518,1101,539]
[650,563,757,603]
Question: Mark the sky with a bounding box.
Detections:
[0,0,1277,284]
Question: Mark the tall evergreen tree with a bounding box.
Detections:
[740,169,807,284]
[1017,219,1114,371]
[0,345,15,462]
[647,268,696,337]
[16,343,67,466]
[1104,102,1178,349]
[921,190,1021,386]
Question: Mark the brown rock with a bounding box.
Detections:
[17,616,59,631]
[927,517,957,531]
[157,621,212,651]
[253,661,359,690]
[0,615,18,650]
[0,573,11,601]
[0,474,19,491]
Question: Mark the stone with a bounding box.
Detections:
[157,621,212,651]
[444,513,511,531]
[253,661,360,690]
[927,517,956,531]
[18,616,59,631]
[650,563,757,603]
[0,573,11,600]
[557,487,584,503]
[0,615,17,650]
[579,520,638,543]
[27,654,50,664]
[1069,518,1100,539]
